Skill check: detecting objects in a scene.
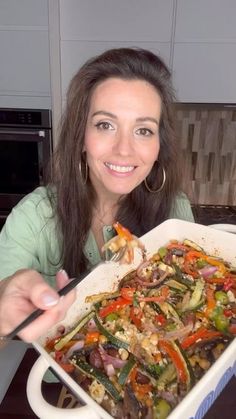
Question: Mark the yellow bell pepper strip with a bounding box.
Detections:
[98,297,131,318]
[204,256,227,275]
[185,250,227,277]
[113,221,133,241]
[181,327,222,349]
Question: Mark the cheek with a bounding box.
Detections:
[142,140,160,163]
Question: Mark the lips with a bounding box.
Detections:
[104,162,135,173]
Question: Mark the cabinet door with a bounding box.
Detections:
[61,40,171,99]
[173,43,236,103]
[173,0,236,102]
[60,0,174,42]
[0,0,50,108]
[175,0,236,41]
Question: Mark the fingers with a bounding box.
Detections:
[18,289,76,342]
[16,270,60,310]
[55,269,70,290]
[0,269,76,342]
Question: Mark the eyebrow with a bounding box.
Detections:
[91,111,159,125]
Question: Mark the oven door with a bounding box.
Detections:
[0,128,52,228]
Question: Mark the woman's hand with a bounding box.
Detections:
[0,269,76,342]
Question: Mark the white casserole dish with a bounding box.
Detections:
[27,219,236,419]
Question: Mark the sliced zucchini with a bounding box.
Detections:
[183,239,204,252]
[157,301,183,326]
[165,279,188,292]
[156,363,176,390]
[181,279,205,312]
[54,310,95,351]
[118,355,136,385]
[71,358,122,401]
[94,314,129,350]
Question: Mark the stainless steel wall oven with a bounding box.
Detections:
[0,108,52,229]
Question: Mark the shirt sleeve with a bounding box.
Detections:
[0,205,41,280]
[0,188,53,280]
[169,193,195,222]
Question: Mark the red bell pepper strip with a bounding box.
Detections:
[205,284,216,316]
[167,242,189,252]
[158,340,188,383]
[130,306,143,329]
[120,287,136,301]
[223,277,235,291]
[181,327,222,349]
[85,331,100,345]
[99,297,131,318]
[155,314,166,326]
[228,324,236,335]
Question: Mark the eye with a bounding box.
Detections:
[95,121,114,130]
[136,127,154,137]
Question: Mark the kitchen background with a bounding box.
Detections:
[0,2,236,419]
[1,0,236,229]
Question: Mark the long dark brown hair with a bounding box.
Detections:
[48,48,182,276]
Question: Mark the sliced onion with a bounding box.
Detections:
[136,270,168,288]
[87,318,97,331]
[98,345,127,369]
[136,260,152,279]
[198,265,218,278]
[65,340,85,359]
[105,363,116,377]
[163,323,193,341]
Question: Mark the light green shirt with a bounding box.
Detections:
[0,187,194,284]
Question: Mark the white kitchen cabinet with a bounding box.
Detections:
[58,0,175,105]
[173,0,236,102]
[175,0,236,42]
[60,0,174,42]
[173,43,236,103]
[0,0,51,108]
[0,0,48,26]
[61,40,171,99]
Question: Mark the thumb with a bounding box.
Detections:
[31,284,60,310]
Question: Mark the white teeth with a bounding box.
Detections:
[105,163,134,173]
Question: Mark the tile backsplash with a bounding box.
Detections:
[175,104,236,206]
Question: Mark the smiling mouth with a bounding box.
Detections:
[104,162,135,173]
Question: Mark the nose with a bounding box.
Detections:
[113,128,134,156]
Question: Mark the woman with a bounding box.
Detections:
[0,48,194,341]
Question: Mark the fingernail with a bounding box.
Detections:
[41,292,59,307]
[58,269,69,279]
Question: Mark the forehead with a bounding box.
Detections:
[89,77,162,113]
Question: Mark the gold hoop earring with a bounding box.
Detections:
[79,159,88,185]
[144,167,166,193]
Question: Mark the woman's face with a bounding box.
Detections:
[84,77,161,198]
